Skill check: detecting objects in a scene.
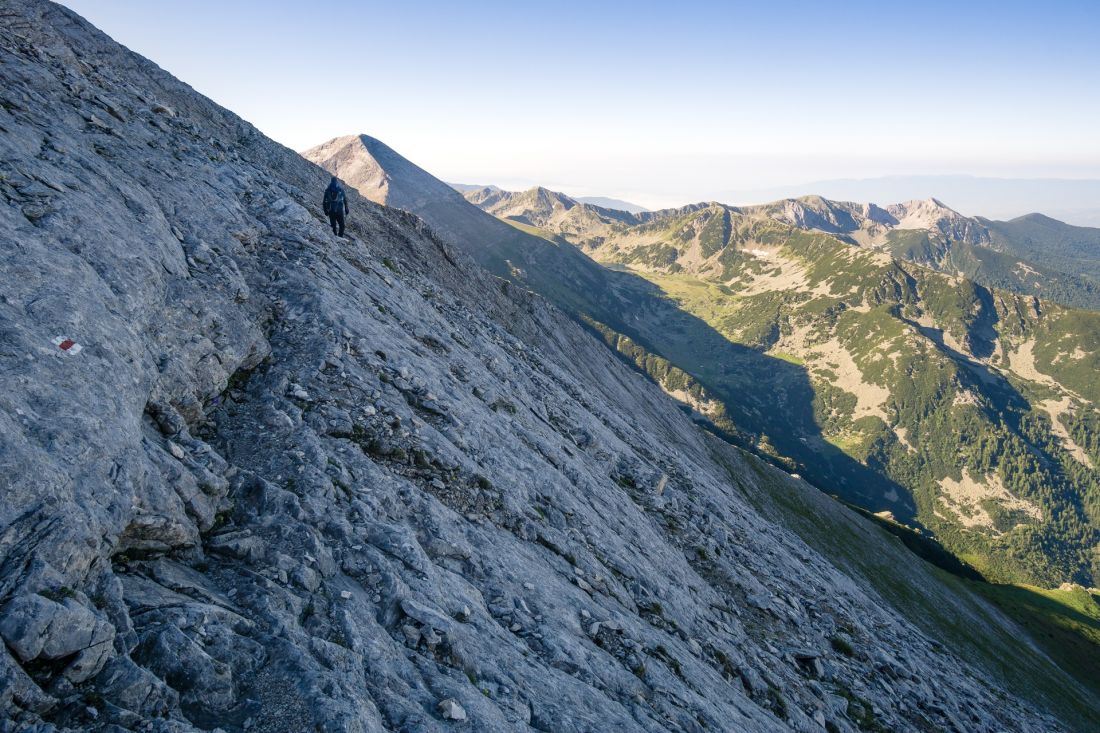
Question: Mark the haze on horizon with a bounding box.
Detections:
[63,0,1100,215]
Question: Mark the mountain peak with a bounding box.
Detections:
[1011,212,1062,227]
[526,185,576,204]
[302,133,464,210]
[891,197,957,214]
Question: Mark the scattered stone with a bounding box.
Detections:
[747,592,773,611]
[401,625,421,647]
[793,650,825,678]
[422,628,442,649]
[261,406,294,430]
[437,698,466,721]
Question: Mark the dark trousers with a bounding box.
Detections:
[328,210,345,236]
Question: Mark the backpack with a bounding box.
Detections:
[324,184,345,214]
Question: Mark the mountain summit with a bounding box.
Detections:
[303,134,465,212]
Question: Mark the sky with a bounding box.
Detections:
[62,0,1100,210]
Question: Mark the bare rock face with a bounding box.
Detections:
[0,594,114,684]
[0,2,1088,732]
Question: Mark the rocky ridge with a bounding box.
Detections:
[468,188,992,251]
[0,2,1094,732]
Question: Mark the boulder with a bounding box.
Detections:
[437,698,467,721]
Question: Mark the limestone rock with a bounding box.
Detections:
[437,698,467,721]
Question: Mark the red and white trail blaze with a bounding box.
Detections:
[51,336,82,354]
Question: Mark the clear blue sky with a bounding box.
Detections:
[62,0,1100,208]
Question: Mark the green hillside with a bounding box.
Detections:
[884,227,1100,309]
[981,213,1100,285]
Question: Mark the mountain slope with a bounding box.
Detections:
[303,136,644,327]
[303,140,750,441]
[576,196,648,214]
[467,188,1100,587]
[7,2,1095,731]
[980,213,1100,284]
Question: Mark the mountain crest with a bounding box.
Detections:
[302,134,464,211]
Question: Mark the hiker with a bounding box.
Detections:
[322,176,349,236]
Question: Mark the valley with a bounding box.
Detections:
[465,190,1100,587]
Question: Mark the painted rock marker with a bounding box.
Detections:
[52,336,83,355]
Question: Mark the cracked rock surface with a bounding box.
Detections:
[0,2,1089,731]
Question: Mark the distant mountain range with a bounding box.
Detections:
[460,185,1100,587]
[466,186,1100,311]
[725,175,1100,228]
[450,182,648,215]
[573,195,648,213]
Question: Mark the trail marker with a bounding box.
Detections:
[52,336,83,355]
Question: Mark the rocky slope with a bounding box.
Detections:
[1,2,1097,732]
[302,135,644,327]
[305,144,752,462]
